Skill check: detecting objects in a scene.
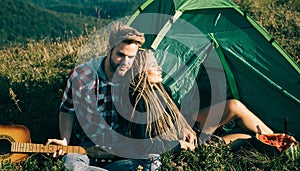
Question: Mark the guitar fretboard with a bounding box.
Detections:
[11,142,86,154]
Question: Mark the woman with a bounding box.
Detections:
[131,49,273,147]
[126,49,197,153]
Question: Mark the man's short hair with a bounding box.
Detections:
[109,22,145,50]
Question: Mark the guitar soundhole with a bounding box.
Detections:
[0,139,11,155]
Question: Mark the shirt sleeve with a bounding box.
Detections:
[60,70,75,114]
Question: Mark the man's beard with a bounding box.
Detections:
[110,56,127,77]
[109,55,119,71]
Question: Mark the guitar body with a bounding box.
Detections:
[0,125,30,162]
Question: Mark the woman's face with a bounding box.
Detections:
[146,53,163,84]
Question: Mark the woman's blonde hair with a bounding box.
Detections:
[130,50,196,142]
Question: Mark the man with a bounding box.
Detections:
[47,23,149,170]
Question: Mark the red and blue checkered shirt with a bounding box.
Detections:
[60,56,128,145]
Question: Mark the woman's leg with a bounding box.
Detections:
[196,99,273,135]
[221,133,252,144]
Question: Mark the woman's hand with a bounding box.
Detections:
[181,128,197,146]
[179,140,196,151]
[46,138,68,157]
[179,128,197,151]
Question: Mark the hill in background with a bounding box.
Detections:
[25,0,143,18]
[0,0,143,47]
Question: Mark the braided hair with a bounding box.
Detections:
[129,50,196,142]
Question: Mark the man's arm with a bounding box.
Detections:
[59,111,75,144]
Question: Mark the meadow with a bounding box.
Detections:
[0,0,299,170]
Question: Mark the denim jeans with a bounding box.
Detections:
[62,153,151,171]
[104,158,151,171]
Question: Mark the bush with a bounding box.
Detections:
[0,37,88,143]
[0,154,66,171]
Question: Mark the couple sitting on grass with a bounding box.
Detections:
[47,23,273,171]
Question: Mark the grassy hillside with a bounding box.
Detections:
[25,0,144,19]
[0,0,122,47]
[1,0,70,44]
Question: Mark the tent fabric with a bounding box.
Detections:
[128,0,300,138]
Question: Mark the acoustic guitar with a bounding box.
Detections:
[0,125,114,163]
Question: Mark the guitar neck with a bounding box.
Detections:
[11,142,87,154]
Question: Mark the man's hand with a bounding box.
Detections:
[46,138,68,157]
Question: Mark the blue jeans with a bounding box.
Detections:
[62,153,151,171]
[104,159,151,171]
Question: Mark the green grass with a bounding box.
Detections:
[1,141,299,170]
[0,154,65,171]
[162,137,300,170]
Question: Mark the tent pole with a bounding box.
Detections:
[209,33,240,100]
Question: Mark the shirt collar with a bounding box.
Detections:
[97,56,107,81]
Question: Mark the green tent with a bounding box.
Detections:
[127,0,300,138]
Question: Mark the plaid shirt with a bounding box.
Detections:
[60,56,127,145]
